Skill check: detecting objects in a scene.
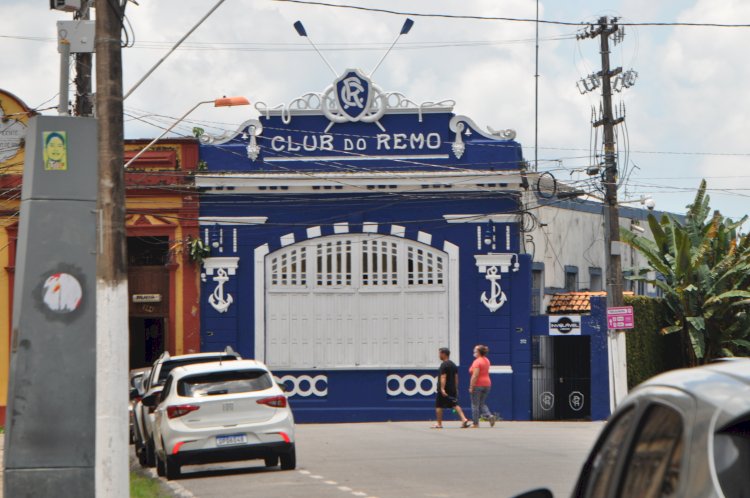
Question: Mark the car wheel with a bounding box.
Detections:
[146,438,156,468]
[165,456,181,481]
[264,456,279,467]
[156,454,166,477]
[280,445,296,471]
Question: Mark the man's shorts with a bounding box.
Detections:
[436,393,458,408]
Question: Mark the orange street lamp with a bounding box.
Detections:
[124,96,250,168]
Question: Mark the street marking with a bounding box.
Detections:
[298,468,375,498]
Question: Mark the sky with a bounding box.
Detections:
[2,0,750,220]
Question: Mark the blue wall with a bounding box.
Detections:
[198,191,538,422]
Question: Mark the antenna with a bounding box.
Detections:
[293,20,338,77]
[369,18,414,77]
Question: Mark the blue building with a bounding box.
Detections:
[196,69,611,422]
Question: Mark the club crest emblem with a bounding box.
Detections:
[334,69,373,121]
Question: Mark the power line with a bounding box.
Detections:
[272,0,750,28]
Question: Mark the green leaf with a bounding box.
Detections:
[688,327,706,359]
[730,339,750,351]
[661,324,682,335]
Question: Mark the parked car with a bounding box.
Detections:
[514,359,750,498]
[134,347,241,467]
[144,359,296,480]
[129,367,151,444]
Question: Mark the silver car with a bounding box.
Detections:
[516,359,750,498]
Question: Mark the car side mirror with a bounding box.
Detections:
[512,489,554,498]
[277,382,287,393]
[141,389,163,408]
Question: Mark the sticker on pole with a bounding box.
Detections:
[607,306,634,330]
[42,273,82,313]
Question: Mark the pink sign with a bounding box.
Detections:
[607,306,634,330]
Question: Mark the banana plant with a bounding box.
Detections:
[620,180,750,365]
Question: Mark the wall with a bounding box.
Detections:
[524,193,674,310]
[199,193,535,422]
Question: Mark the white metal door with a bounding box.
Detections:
[265,234,449,369]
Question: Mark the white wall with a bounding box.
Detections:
[522,193,663,312]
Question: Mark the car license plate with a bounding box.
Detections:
[216,434,247,447]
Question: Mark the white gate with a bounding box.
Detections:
[265,234,451,369]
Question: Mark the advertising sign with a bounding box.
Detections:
[549,315,582,336]
[607,306,635,330]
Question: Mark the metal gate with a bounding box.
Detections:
[532,335,591,420]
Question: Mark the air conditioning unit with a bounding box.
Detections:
[50,0,81,12]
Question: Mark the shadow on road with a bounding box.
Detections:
[179,462,284,480]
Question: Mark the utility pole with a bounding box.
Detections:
[578,16,628,410]
[75,0,94,117]
[95,0,129,496]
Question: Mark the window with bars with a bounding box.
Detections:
[407,246,444,286]
[270,246,307,287]
[362,239,398,286]
[267,235,447,291]
[316,239,352,287]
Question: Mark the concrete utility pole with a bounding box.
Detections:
[75,0,94,117]
[95,0,129,495]
[578,16,628,410]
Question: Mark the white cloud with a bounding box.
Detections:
[2,0,749,218]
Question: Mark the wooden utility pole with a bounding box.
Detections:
[578,16,627,409]
[74,0,93,117]
[95,0,129,495]
[597,17,625,313]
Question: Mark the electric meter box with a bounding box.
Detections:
[57,20,96,54]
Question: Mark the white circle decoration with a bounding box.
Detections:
[386,374,437,397]
[275,375,328,397]
[42,273,82,313]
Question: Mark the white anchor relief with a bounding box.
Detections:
[209,268,233,313]
[203,257,240,314]
[480,266,507,312]
[474,253,519,313]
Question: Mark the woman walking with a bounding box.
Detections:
[469,344,496,428]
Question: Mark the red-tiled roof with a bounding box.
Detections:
[547,291,634,314]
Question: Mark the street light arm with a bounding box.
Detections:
[124,100,212,168]
[124,0,226,100]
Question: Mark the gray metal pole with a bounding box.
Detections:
[58,38,71,115]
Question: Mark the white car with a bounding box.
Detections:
[145,359,296,480]
[134,348,241,467]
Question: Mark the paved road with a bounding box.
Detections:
[164,421,603,498]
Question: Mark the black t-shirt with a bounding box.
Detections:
[438,360,458,396]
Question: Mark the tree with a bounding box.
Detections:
[620,180,750,366]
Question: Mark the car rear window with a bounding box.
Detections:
[156,355,237,386]
[714,417,750,498]
[178,370,273,397]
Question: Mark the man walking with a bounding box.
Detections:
[433,347,471,429]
